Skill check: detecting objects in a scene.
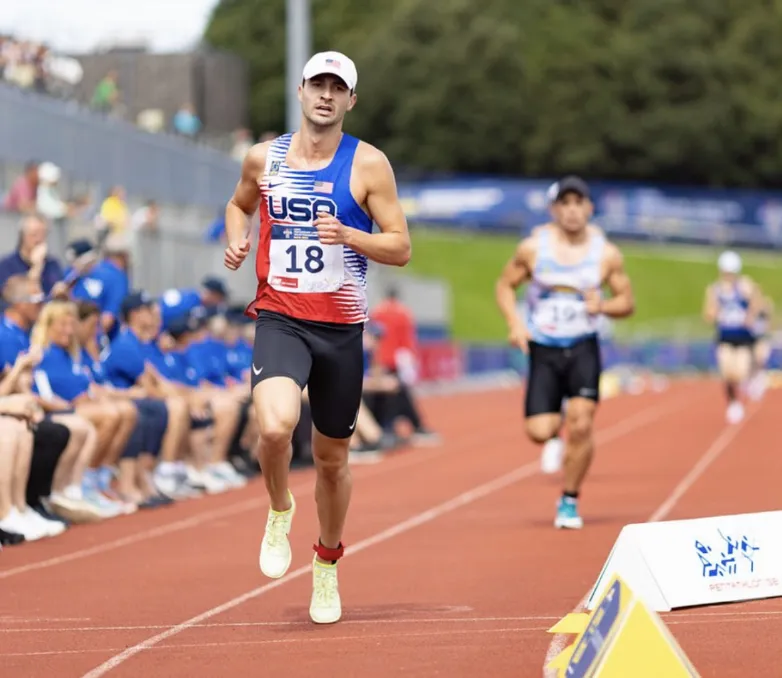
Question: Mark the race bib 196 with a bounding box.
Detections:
[530,296,595,338]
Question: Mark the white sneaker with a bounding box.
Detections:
[208,461,248,488]
[540,437,564,474]
[259,491,296,579]
[726,401,745,425]
[0,507,48,541]
[186,466,229,495]
[309,555,342,624]
[22,506,66,537]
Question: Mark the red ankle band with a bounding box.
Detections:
[313,541,345,561]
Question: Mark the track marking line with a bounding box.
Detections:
[9,614,782,660]
[543,401,762,677]
[79,396,676,678]
[6,607,782,635]
[7,627,539,659]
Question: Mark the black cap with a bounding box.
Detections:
[65,238,95,262]
[201,276,228,298]
[120,290,154,320]
[547,176,590,203]
[168,312,205,340]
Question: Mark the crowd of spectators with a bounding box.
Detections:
[0,34,83,98]
[0,212,438,549]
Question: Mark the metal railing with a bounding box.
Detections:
[0,84,239,209]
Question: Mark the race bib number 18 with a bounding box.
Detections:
[268,230,344,293]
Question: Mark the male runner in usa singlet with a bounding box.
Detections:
[495,176,634,529]
[223,51,411,624]
[702,250,762,422]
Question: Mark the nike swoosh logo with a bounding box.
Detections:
[268,182,283,190]
[348,409,359,431]
[252,364,263,376]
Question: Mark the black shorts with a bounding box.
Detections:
[525,335,602,417]
[251,310,364,439]
[717,335,756,349]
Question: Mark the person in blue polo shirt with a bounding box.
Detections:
[29,299,140,517]
[101,291,197,500]
[74,299,172,508]
[70,233,131,344]
[158,275,229,331]
[150,309,246,491]
[223,306,253,383]
[0,276,104,524]
[0,215,67,302]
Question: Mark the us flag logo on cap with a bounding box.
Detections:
[325,58,341,68]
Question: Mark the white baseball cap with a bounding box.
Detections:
[717,250,742,274]
[302,51,358,91]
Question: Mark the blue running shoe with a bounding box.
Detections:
[554,496,583,529]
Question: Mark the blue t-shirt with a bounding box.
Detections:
[186,338,227,387]
[0,251,64,296]
[81,348,108,384]
[0,317,31,369]
[167,350,199,387]
[34,345,92,401]
[101,329,146,388]
[71,260,129,340]
[141,340,180,381]
[226,339,252,380]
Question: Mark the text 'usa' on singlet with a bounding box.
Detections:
[249,133,373,325]
[523,228,605,348]
[714,282,753,343]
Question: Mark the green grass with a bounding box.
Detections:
[405,227,782,342]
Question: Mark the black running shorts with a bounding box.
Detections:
[525,335,602,417]
[251,310,364,439]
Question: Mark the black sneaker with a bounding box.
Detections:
[0,528,25,546]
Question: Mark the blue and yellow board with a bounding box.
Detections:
[546,575,699,678]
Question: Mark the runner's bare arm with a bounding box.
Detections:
[224,144,267,269]
[599,244,635,318]
[339,146,411,266]
[702,284,717,324]
[495,238,534,330]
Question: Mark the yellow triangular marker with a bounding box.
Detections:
[546,574,700,678]
[547,612,590,634]
[597,602,698,677]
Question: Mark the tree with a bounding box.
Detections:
[203,0,782,187]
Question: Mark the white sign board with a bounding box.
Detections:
[586,510,782,612]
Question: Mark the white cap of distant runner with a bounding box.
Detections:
[717,250,742,274]
[302,51,358,91]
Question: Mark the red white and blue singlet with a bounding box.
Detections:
[248,133,373,325]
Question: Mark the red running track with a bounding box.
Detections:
[1,378,780,678]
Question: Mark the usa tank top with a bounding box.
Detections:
[714,282,753,343]
[249,133,373,325]
[524,228,605,348]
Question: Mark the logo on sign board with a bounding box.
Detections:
[694,529,760,578]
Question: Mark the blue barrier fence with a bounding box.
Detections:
[399,177,782,248]
[456,341,782,378]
